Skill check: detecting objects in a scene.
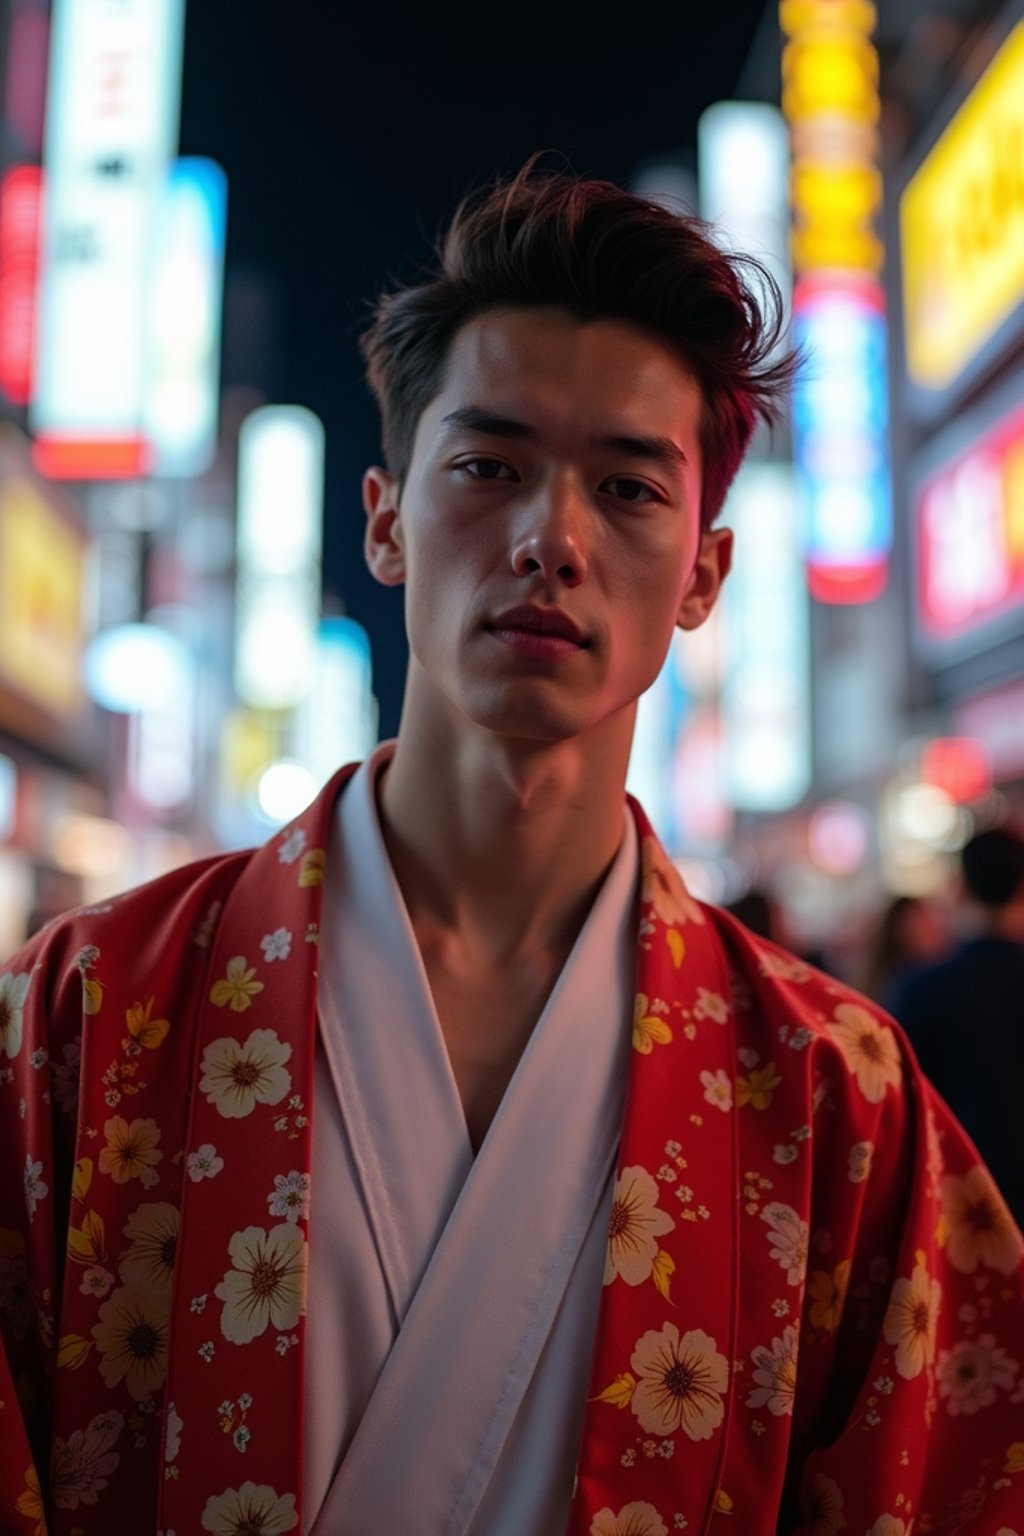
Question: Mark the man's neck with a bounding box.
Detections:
[376,712,632,966]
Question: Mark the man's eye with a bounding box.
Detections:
[603,477,659,503]
[460,457,516,481]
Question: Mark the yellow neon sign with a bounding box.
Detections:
[901,22,1024,393]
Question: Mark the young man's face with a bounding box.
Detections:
[364,306,732,748]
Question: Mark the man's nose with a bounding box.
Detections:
[510,477,589,586]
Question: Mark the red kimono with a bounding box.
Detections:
[2,765,1023,1534]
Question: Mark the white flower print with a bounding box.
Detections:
[79,1266,114,1299]
[215,1224,307,1344]
[188,1144,225,1182]
[92,1285,169,1400]
[199,1030,292,1119]
[260,928,292,963]
[699,1069,732,1112]
[201,1481,298,1534]
[267,1171,311,1225]
[629,1323,728,1441]
[605,1167,676,1288]
[24,1155,48,1218]
[884,1258,941,1379]
[119,1203,179,1297]
[0,970,29,1060]
[165,1402,183,1462]
[693,988,729,1024]
[825,1003,901,1104]
[278,827,306,865]
[746,1326,798,1416]
[937,1333,1019,1414]
[761,1202,809,1287]
[773,1144,798,1165]
[590,1504,668,1536]
[49,1409,124,1510]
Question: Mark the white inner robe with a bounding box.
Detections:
[305,744,638,1536]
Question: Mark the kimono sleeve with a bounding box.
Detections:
[792,1028,1024,1532]
[0,924,83,1530]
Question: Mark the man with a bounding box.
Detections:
[893,826,1024,1226]
[3,167,1024,1536]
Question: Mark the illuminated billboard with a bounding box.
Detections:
[721,463,811,811]
[793,274,892,604]
[781,0,892,605]
[912,369,1024,656]
[144,158,228,477]
[901,22,1024,410]
[31,0,186,479]
[235,406,324,710]
[0,166,42,406]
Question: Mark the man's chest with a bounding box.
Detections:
[421,949,568,1150]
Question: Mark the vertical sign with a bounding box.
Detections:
[781,0,893,604]
[144,157,228,477]
[0,166,43,405]
[235,406,325,710]
[31,0,186,479]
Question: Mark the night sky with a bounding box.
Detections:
[180,1,770,732]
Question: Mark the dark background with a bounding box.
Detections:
[180,1,769,732]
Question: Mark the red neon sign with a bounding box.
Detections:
[0,166,42,406]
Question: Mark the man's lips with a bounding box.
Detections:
[486,605,588,646]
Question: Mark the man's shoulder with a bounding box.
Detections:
[4,844,253,978]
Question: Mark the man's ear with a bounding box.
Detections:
[363,467,406,587]
[676,525,733,631]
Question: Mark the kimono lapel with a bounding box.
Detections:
[158,766,354,1535]
[310,810,637,1536]
[569,802,739,1536]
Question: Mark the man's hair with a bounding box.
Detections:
[961,827,1024,909]
[361,163,795,529]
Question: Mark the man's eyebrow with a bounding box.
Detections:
[439,408,689,471]
[598,433,689,470]
[439,407,536,439]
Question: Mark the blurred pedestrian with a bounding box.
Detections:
[891,827,1024,1224]
[860,892,950,1012]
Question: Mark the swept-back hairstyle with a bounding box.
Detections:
[361,162,795,528]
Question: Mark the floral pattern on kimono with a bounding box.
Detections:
[1,767,1023,1534]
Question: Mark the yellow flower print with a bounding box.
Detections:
[15,1465,45,1536]
[940,1165,1024,1277]
[632,995,672,1055]
[594,1371,637,1409]
[1004,1442,1024,1473]
[298,848,325,887]
[72,1157,93,1201]
[98,1116,163,1186]
[201,1482,298,1535]
[82,975,104,1014]
[629,1323,728,1440]
[125,996,170,1050]
[826,1003,902,1104]
[210,956,265,1013]
[640,837,705,928]
[590,1503,668,1536]
[605,1166,676,1288]
[737,1063,782,1110]
[807,1260,851,1333]
[883,1256,940,1379]
[57,1332,93,1370]
[92,1285,169,1400]
[68,1208,107,1267]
